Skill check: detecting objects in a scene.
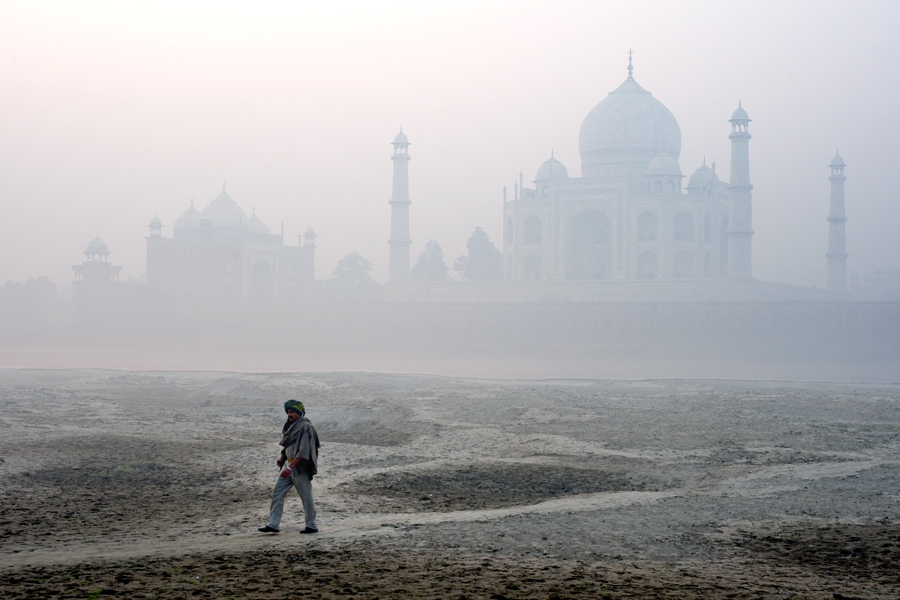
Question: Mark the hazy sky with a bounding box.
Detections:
[2,0,898,289]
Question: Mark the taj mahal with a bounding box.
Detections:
[503,56,748,283]
[386,55,850,303]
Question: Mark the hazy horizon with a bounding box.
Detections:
[2,0,899,290]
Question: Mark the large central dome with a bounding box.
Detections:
[578,73,681,178]
[200,188,249,228]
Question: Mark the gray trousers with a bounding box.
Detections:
[267,469,317,530]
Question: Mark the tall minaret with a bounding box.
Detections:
[388,129,412,282]
[827,151,848,293]
[726,102,753,279]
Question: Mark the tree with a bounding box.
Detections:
[410,240,449,282]
[0,276,57,312]
[331,251,375,284]
[454,227,502,281]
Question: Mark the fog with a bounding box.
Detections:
[2,0,899,288]
[1,1,899,381]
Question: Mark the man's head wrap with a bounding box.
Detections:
[284,399,305,415]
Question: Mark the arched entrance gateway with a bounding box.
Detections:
[565,209,612,280]
[523,253,542,280]
[637,251,657,279]
[249,259,273,303]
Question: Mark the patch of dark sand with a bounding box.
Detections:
[1,435,262,545]
[704,446,857,466]
[319,424,422,447]
[736,520,900,587]
[340,462,670,512]
[2,539,897,600]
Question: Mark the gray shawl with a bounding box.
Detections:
[280,417,320,477]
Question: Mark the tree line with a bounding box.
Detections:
[331,226,502,284]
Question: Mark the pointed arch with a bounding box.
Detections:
[673,251,693,279]
[523,215,542,244]
[523,253,542,280]
[637,251,657,280]
[565,209,611,280]
[637,211,657,242]
[250,259,273,303]
[673,211,693,242]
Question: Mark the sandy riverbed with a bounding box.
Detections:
[1,369,898,598]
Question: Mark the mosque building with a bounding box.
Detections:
[387,55,846,303]
[145,185,316,304]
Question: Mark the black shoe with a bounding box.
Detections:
[299,527,318,534]
[258,526,280,533]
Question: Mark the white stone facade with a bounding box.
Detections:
[503,59,746,284]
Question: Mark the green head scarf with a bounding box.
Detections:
[284,399,305,415]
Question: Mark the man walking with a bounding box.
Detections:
[259,399,320,534]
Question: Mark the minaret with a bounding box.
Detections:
[827,152,848,293]
[726,102,753,279]
[388,129,412,282]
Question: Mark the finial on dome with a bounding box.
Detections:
[627,49,634,79]
[702,156,706,167]
[551,148,555,158]
[711,160,717,172]
[222,181,226,192]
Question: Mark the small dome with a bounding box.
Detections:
[200,188,248,228]
[174,202,201,231]
[645,153,682,176]
[247,211,270,234]
[535,155,569,181]
[86,236,109,255]
[393,130,409,145]
[830,152,845,167]
[148,216,162,229]
[730,103,750,122]
[304,226,316,237]
[687,163,720,188]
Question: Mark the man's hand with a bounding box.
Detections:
[280,466,292,479]
[277,457,285,468]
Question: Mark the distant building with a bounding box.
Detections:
[503,54,747,283]
[72,236,122,285]
[862,268,900,300]
[387,55,846,303]
[146,185,315,304]
[72,235,153,321]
